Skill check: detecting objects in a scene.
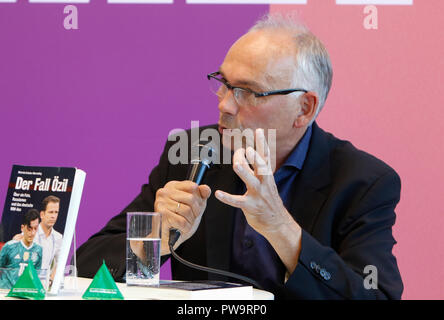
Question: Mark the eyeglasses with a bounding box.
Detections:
[207,71,308,107]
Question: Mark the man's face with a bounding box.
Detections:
[21,218,39,245]
[40,201,59,229]
[217,30,303,151]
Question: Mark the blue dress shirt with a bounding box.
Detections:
[230,125,313,293]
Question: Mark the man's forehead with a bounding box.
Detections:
[221,30,297,87]
[25,219,39,228]
[231,30,295,59]
[46,201,59,208]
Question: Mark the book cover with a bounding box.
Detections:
[0,164,86,295]
[120,280,253,300]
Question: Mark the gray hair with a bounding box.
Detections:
[249,13,333,121]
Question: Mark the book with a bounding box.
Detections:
[0,164,86,295]
[120,280,253,300]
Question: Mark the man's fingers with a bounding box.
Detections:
[233,161,261,190]
[165,189,202,219]
[215,190,246,209]
[233,148,254,173]
[169,200,196,225]
[162,206,193,233]
[167,180,200,193]
[157,181,210,219]
[233,148,260,190]
[246,146,272,176]
[255,128,274,175]
[155,191,195,227]
[255,128,270,163]
[198,184,212,199]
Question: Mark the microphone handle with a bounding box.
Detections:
[187,160,210,185]
[169,160,209,247]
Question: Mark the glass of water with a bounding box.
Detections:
[126,212,161,287]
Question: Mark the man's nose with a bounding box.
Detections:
[218,90,240,116]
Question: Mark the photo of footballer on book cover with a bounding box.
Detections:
[0,165,84,290]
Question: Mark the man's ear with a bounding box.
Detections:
[294,92,318,128]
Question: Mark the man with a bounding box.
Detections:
[0,209,43,288]
[36,196,63,273]
[13,195,63,273]
[77,14,403,299]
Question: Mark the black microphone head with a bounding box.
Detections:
[188,139,219,184]
[191,139,219,165]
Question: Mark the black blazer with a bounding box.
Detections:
[77,123,403,299]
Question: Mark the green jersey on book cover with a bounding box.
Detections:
[0,240,42,289]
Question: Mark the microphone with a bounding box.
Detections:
[169,140,218,247]
[187,141,218,184]
[167,140,263,290]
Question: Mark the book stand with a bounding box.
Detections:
[48,228,79,296]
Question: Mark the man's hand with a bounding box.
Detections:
[215,128,289,235]
[215,129,302,273]
[13,233,23,241]
[129,239,147,263]
[154,180,211,256]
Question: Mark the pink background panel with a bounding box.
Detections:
[271,0,444,299]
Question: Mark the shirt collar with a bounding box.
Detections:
[37,224,44,235]
[37,224,52,239]
[20,240,34,250]
[279,125,312,171]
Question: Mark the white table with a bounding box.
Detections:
[1,277,274,300]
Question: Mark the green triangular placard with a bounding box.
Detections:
[6,263,46,300]
[82,260,124,300]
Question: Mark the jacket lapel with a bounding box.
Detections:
[203,163,241,277]
[288,123,332,233]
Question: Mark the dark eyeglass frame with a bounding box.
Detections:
[207,71,308,98]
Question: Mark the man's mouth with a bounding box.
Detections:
[218,124,235,134]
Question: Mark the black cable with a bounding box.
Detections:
[168,229,263,291]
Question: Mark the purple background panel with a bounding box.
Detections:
[0,1,269,279]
